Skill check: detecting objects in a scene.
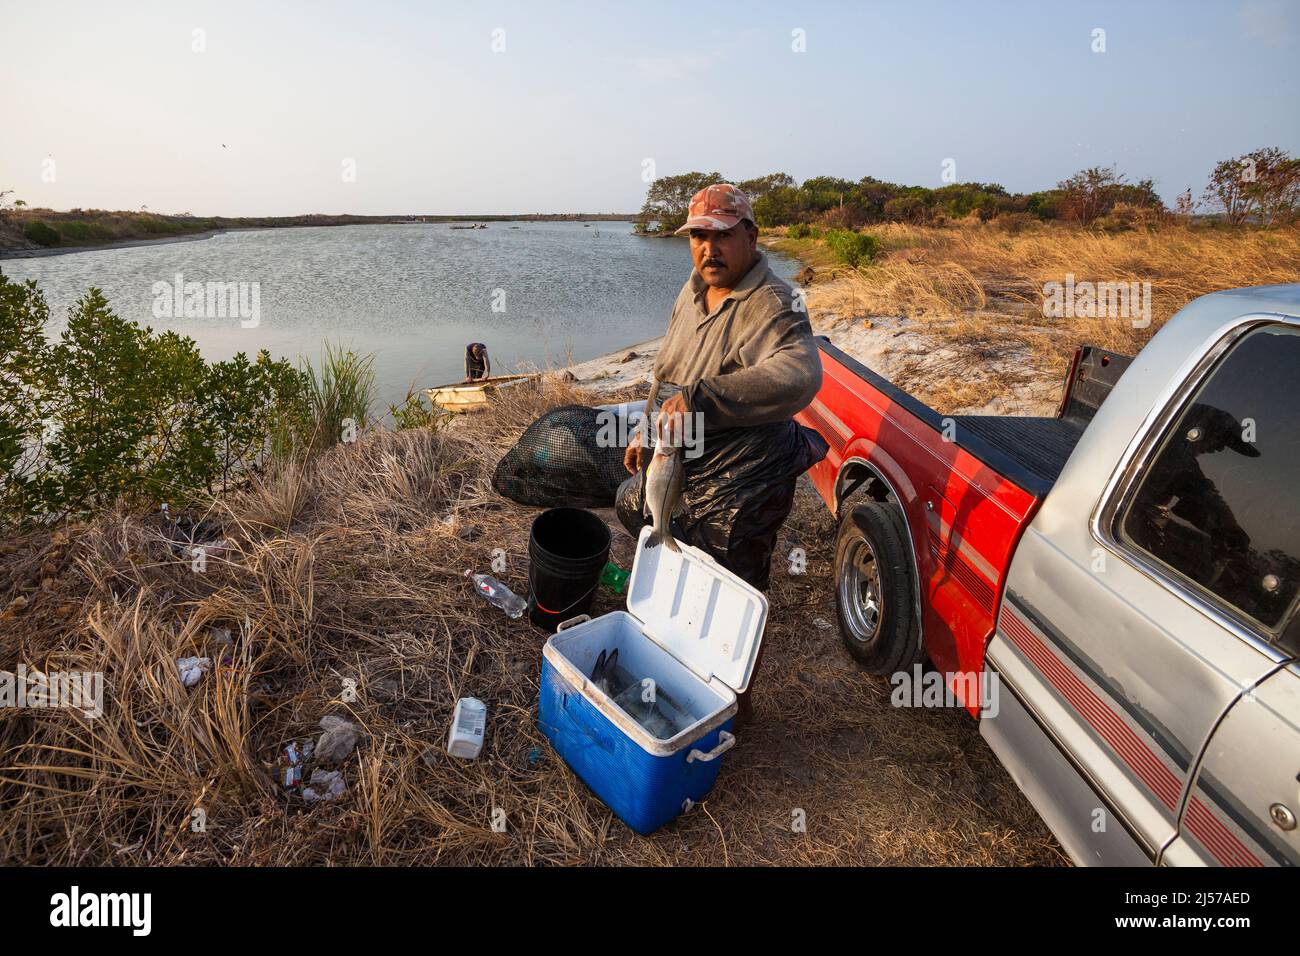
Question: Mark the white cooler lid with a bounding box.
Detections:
[625,526,768,693]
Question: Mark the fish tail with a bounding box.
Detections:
[646,528,681,553]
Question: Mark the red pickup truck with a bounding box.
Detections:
[795,285,1300,866]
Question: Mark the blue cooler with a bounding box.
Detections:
[538,526,767,835]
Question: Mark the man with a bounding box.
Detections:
[464,342,491,382]
[619,183,827,722]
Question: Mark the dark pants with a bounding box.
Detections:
[616,473,799,724]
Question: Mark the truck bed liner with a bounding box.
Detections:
[950,416,1086,492]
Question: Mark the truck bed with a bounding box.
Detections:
[953,342,1133,492]
[805,339,1131,498]
[949,416,1086,493]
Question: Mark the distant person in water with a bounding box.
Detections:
[464,342,490,382]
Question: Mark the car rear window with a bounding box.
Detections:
[1119,323,1300,645]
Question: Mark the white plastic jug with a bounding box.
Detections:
[447,697,487,759]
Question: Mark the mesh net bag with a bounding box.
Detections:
[492,405,631,509]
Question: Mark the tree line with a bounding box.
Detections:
[634,147,1300,235]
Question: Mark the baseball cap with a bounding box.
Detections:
[674,183,755,234]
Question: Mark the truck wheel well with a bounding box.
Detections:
[836,461,895,514]
[835,459,924,653]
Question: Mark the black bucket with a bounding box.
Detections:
[527,507,610,632]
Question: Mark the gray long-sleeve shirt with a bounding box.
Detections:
[651,251,822,430]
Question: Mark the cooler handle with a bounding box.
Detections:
[556,614,591,632]
[687,731,735,763]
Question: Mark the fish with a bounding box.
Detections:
[644,442,683,552]
[641,377,684,553]
[589,648,635,698]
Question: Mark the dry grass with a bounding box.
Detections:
[0,375,1063,867]
[774,221,1300,412]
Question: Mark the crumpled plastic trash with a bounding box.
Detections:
[279,742,303,787]
[314,715,361,764]
[177,656,211,688]
[276,739,315,789]
[302,769,346,802]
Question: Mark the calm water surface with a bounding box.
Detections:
[2,222,796,408]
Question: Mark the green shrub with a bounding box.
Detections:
[0,273,51,515]
[57,220,117,244]
[134,214,187,235]
[787,223,812,239]
[0,277,318,523]
[23,220,60,246]
[38,290,202,514]
[389,386,447,431]
[824,229,880,267]
[884,196,931,224]
[206,350,311,490]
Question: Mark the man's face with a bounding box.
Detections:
[689,223,757,289]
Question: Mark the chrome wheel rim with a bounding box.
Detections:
[839,536,883,643]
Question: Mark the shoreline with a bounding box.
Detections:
[4,224,1060,417]
[0,216,638,261]
[0,228,237,261]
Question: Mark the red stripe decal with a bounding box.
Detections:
[1185,797,1262,868]
[1001,607,1264,866]
[1002,610,1180,809]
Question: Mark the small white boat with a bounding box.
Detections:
[426,373,539,413]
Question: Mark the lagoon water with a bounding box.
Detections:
[2,222,796,409]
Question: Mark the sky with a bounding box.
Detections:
[2,0,1297,216]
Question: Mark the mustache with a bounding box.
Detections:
[702,257,725,268]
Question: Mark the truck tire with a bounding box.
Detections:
[833,501,924,674]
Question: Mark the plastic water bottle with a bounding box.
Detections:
[465,569,527,619]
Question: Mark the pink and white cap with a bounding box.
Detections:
[675,183,755,234]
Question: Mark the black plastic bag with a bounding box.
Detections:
[492,405,630,509]
[615,419,829,590]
